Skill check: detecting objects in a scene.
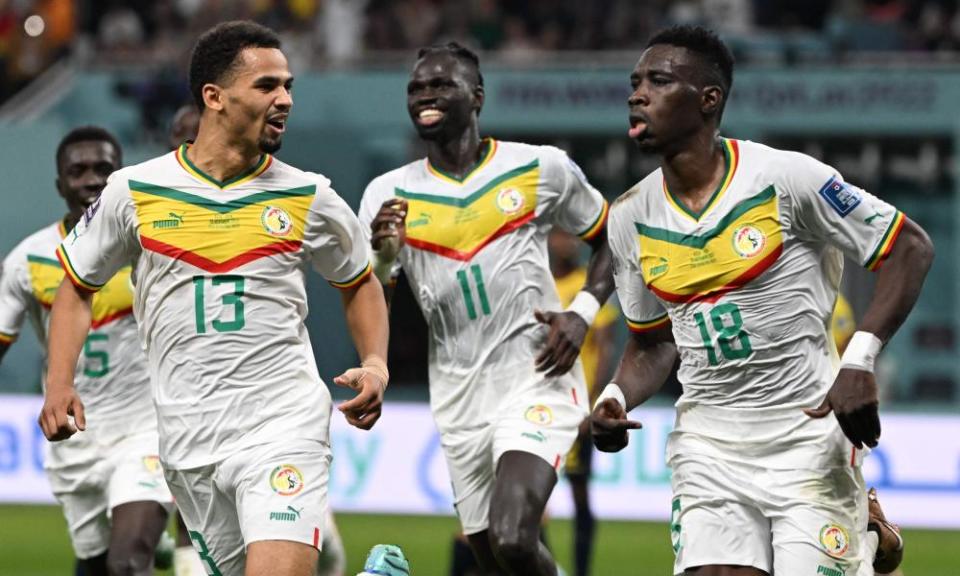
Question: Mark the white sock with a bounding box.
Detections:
[856,531,880,576]
[174,545,207,576]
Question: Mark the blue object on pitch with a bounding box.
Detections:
[358,544,410,576]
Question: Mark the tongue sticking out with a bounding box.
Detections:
[628,122,646,138]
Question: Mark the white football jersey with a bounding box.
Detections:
[0,221,152,467]
[359,139,607,433]
[609,138,905,468]
[58,145,371,468]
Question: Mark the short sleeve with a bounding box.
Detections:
[57,174,138,292]
[608,202,669,333]
[0,252,30,343]
[541,147,609,241]
[304,177,372,289]
[783,154,905,271]
[357,174,402,280]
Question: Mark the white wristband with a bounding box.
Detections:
[567,291,601,327]
[840,331,882,373]
[594,383,626,411]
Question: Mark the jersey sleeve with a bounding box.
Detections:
[783,154,905,271]
[304,176,372,289]
[540,147,609,241]
[608,201,669,333]
[357,174,402,279]
[57,173,139,292]
[0,251,30,343]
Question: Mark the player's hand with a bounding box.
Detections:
[533,309,588,377]
[370,199,408,256]
[38,385,86,442]
[590,398,642,453]
[804,368,880,449]
[334,367,386,430]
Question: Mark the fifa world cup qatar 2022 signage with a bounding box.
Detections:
[2,395,959,529]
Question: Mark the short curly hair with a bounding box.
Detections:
[647,25,734,117]
[189,21,281,109]
[416,41,484,88]
[56,126,122,172]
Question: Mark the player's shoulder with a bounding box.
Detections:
[2,222,61,268]
[736,138,831,183]
[259,156,333,192]
[368,161,418,191]
[611,168,663,215]
[496,140,567,167]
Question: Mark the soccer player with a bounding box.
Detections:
[549,228,617,576]
[359,42,614,575]
[42,21,389,576]
[591,26,930,576]
[0,126,173,575]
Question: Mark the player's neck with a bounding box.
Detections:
[187,129,264,186]
[661,133,726,208]
[426,127,484,179]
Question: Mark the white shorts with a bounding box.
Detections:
[670,454,870,575]
[48,429,174,559]
[164,438,332,576]
[443,383,586,535]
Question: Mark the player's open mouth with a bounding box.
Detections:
[628,116,648,138]
[266,116,287,134]
[417,108,444,126]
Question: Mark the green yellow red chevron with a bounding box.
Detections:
[28,254,134,329]
[865,211,905,271]
[625,312,671,334]
[663,139,739,222]
[637,185,783,304]
[128,180,314,273]
[397,159,540,261]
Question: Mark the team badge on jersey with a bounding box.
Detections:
[142,455,162,474]
[261,206,294,237]
[819,524,850,558]
[495,187,525,215]
[524,405,553,426]
[270,464,305,496]
[818,176,861,217]
[731,225,766,259]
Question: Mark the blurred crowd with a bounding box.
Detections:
[2,0,960,103]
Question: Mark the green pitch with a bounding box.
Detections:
[1,504,958,575]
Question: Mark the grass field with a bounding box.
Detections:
[1,505,958,575]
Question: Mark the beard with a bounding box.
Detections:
[258,134,283,154]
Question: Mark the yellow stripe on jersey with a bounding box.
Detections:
[56,245,103,293]
[663,139,739,222]
[397,160,540,261]
[176,144,272,190]
[637,185,782,304]
[130,181,314,273]
[625,313,670,333]
[30,254,135,327]
[578,200,609,241]
[330,262,372,289]
[865,211,905,271]
[426,138,498,184]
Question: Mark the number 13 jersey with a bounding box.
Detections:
[609,138,905,468]
[57,145,372,469]
[359,140,607,434]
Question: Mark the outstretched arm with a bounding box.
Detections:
[806,217,934,448]
[334,272,390,430]
[535,228,615,376]
[591,324,676,452]
[39,278,94,441]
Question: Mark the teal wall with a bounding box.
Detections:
[1,65,958,407]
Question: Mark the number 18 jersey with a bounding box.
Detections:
[609,139,905,469]
[359,139,607,433]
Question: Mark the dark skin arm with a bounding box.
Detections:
[535,227,615,377]
[805,217,934,448]
[591,324,677,452]
[369,198,407,305]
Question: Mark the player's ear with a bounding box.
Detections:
[701,85,723,118]
[473,84,485,114]
[202,83,224,112]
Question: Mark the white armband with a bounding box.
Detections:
[840,331,882,373]
[567,291,601,327]
[593,382,626,411]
